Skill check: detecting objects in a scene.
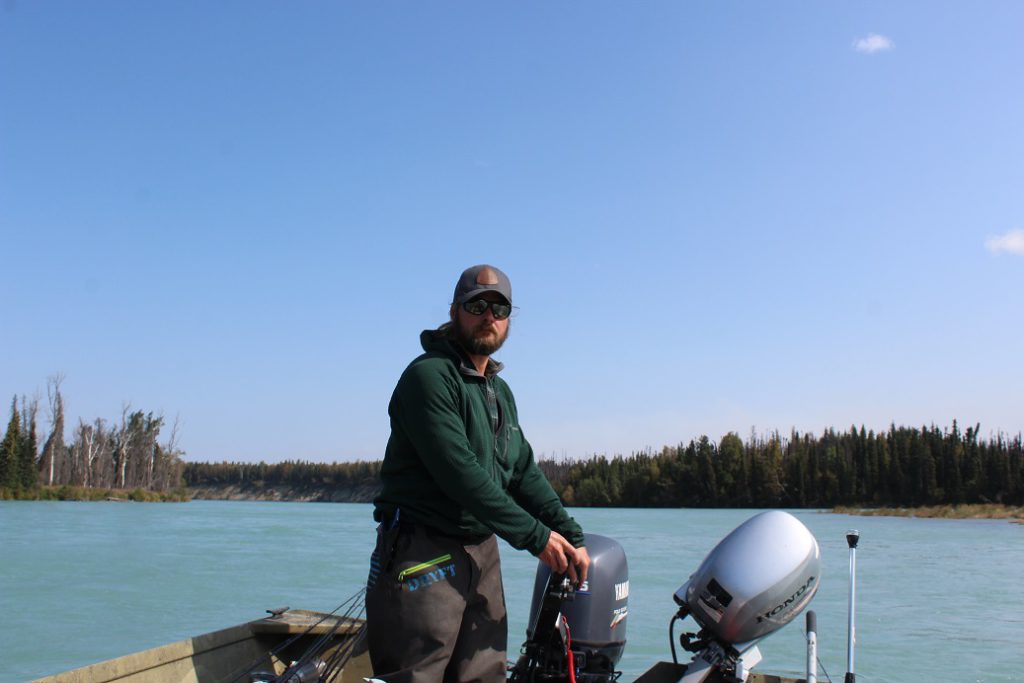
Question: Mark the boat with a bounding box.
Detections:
[33,609,374,683]
[31,610,801,683]
[35,511,856,683]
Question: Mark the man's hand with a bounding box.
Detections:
[539,531,590,587]
[573,545,591,586]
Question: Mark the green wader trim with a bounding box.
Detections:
[397,553,454,581]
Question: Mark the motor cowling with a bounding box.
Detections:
[517,533,628,681]
[674,511,820,647]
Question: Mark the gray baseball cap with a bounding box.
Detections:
[452,264,512,305]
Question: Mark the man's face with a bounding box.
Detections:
[453,292,510,357]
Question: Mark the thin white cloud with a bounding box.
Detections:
[853,34,894,55]
[985,228,1024,256]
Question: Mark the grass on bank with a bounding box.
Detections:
[833,503,1024,521]
[0,485,189,502]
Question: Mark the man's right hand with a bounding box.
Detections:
[538,530,585,585]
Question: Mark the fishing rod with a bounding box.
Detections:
[228,587,367,683]
[275,588,367,683]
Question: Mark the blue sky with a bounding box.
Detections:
[3,2,1022,463]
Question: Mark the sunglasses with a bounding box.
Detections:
[462,299,512,320]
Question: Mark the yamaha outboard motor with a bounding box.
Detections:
[509,533,628,683]
[671,511,821,683]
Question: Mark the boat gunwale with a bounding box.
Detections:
[32,621,257,683]
[32,609,365,683]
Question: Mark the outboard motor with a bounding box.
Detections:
[671,511,820,683]
[510,533,628,683]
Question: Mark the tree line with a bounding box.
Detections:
[5,376,1019,509]
[184,459,381,495]
[183,421,1022,509]
[540,422,1023,508]
[0,378,186,498]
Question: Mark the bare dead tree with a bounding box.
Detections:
[146,412,166,489]
[79,419,104,488]
[90,418,113,488]
[21,378,185,492]
[155,414,184,491]
[40,375,67,486]
[69,420,90,486]
[114,404,134,489]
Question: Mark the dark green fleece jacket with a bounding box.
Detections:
[373,329,584,555]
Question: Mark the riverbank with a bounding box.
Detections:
[833,503,1024,521]
[187,483,378,503]
[7,484,1023,520]
[0,485,188,502]
[190,492,1024,522]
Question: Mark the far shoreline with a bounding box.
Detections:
[6,485,1023,523]
[190,490,1024,522]
[833,503,1024,522]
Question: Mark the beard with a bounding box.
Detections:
[454,316,509,357]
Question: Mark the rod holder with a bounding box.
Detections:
[845,529,859,683]
[805,610,817,683]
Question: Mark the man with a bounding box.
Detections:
[365,264,590,683]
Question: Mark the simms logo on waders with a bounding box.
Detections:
[756,575,816,623]
[398,554,457,592]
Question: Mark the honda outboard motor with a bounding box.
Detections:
[672,511,820,683]
[510,533,628,683]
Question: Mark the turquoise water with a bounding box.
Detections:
[2,502,1022,682]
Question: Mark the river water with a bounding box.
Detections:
[1,501,1021,682]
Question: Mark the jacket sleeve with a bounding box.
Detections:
[393,361,552,555]
[509,436,586,548]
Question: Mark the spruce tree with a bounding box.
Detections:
[19,405,39,489]
[0,397,21,490]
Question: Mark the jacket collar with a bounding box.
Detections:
[420,328,503,379]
